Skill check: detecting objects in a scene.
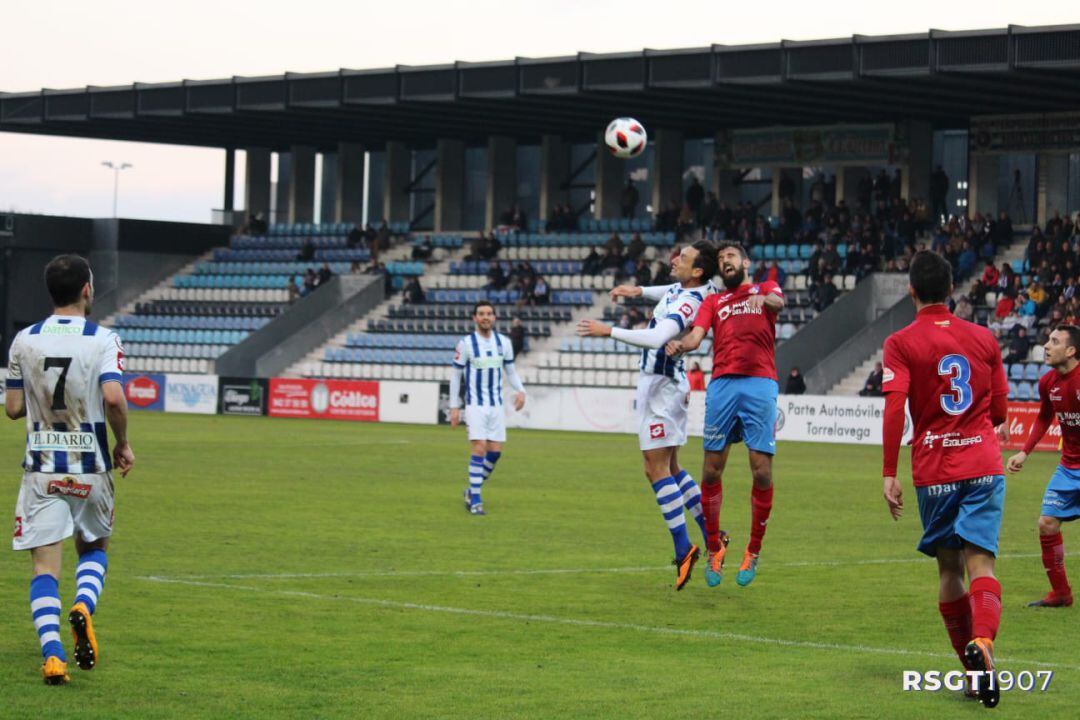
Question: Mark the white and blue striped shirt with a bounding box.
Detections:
[6,316,124,474]
[451,332,517,407]
[639,280,717,380]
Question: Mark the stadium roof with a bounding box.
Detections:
[3,24,1080,150]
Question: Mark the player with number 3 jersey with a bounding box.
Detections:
[881,251,1008,708]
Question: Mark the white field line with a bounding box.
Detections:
[136,574,1080,672]
[165,553,1048,581]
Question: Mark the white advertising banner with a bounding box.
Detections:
[164,374,219,414]
[378,381,440,425]
[506,385,638,434]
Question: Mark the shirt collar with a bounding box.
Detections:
[915,304,952,320]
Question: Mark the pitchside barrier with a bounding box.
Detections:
[0,372,1043,453]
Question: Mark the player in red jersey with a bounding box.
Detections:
[881,251,1009,709]
[668,242,784,588]
[1006,325,1079,608]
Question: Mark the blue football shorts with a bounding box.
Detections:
[703,376,778,455]
[1041,465,1080,521]
[915,475,1005,557]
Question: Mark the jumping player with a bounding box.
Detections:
[6,255,134,685]
[669,242,784,588]
[881,251,1008,708]
[1006,325,1079,608]
[576,241,720,590]
[449,301,526,515]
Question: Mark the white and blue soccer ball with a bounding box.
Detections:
[604,117,647,159]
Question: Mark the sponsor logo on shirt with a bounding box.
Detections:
[1050,387,1063,402]
[649,423,666,439]
[46,477,92,499]
[13,516,21,538]
[717,300,764,322]
[922,430,984,449]
[678,303,694,319]
[28,431,97,453]
[1055,411,1080,428]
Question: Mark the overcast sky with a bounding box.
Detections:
[2,0,1077,222]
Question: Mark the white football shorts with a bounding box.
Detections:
[12,472,114,551]
[636,373,690,451]
[464,404,507,442]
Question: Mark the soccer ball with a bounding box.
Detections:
[604,117,647,159]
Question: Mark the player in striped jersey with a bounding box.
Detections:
[577,241,720,589]
[449,301,527,515]
[5,255,134,685]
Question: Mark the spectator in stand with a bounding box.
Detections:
[403,276,425,305]
[297,238,316,262]
[302,268,317,296]
[605,232,624,255]
[349,260,364,275]
[532,276,550,305]
[814,274,838,312]
[685,176,705,218]
[766,260,786,287]
[627,306,646,328]
[582,247,603,276]
[509,317,526,357]
[994,292,1015,321]
[859,361,885,397]
[687,362,706,392]
[626,233,646,262]
[249,212,268,235]
[286,276,300,303]
[603,246,625,277]
[487,261,508,290]
[1005,326,1032,364]
[955,295,974,322]
[620,180,639,219]
[930,165,949,221]
[316,262,334,287]
[752,260,768,283]
[633,258,652,287]
[412,236,434,261]
[785,366,807,395]
[467,235,485,261]
[376,221,391,252]
[347,223,365,249]
[652,261,672,286]
[957,240,977,279]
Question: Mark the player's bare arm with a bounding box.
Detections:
[102,381,134,476]
[746,292,784,312]
[4,388,25,419]
[1006,451,1028,473]
[577,319,612,337]
[668,326,707,356]
[450,408,461,427]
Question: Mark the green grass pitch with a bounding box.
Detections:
[0,413,1076,718]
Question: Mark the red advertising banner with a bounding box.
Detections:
[268,378,379,422]
[1002,401,1060,453]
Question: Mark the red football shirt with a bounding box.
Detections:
[1032,367,1080,468]
[882,304,1007,487]
[693,280,782,381]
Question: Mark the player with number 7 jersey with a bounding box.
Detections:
[880,251,1009,708]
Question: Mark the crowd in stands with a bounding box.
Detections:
[965,211,1080,359]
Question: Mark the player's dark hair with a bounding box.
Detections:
[472,300,495,316]
[908,250,952,304]
[716,241,748,261]
[1055,324,1080,357]
[690,240,719,280]
[44,254,92,307]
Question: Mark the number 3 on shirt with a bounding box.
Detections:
[938,354,973,415]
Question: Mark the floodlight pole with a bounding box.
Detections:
[101,161,133,218]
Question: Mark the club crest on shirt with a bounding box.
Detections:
[750,285,760,294]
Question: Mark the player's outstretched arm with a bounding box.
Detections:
[578,317,683,350]
[608,284,643,302]
[102,381,134,476]
[668,326,707,356]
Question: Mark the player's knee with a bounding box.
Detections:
[1038,516,1060,535]
[750,468,772,488]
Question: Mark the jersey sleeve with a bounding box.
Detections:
[452,338,469,368]
[882,335,910,395]
[5,333,23,390]
[764,280,785,298]
[692,294,717,332]
[99,331,125,385]
[666,291,705,331]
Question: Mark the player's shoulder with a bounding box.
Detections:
[677,285,706,302]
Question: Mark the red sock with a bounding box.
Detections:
[968,576,1002,641]
[938,595,972,666]
[1040,532,1072,597]
[747,485,773,555]
[702,481,723,552]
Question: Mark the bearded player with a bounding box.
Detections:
[668,242,784,588]
[881,251,1008,708]
[577,241,720,590]
[6,255,134,685]
[1006,325,1080,608]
